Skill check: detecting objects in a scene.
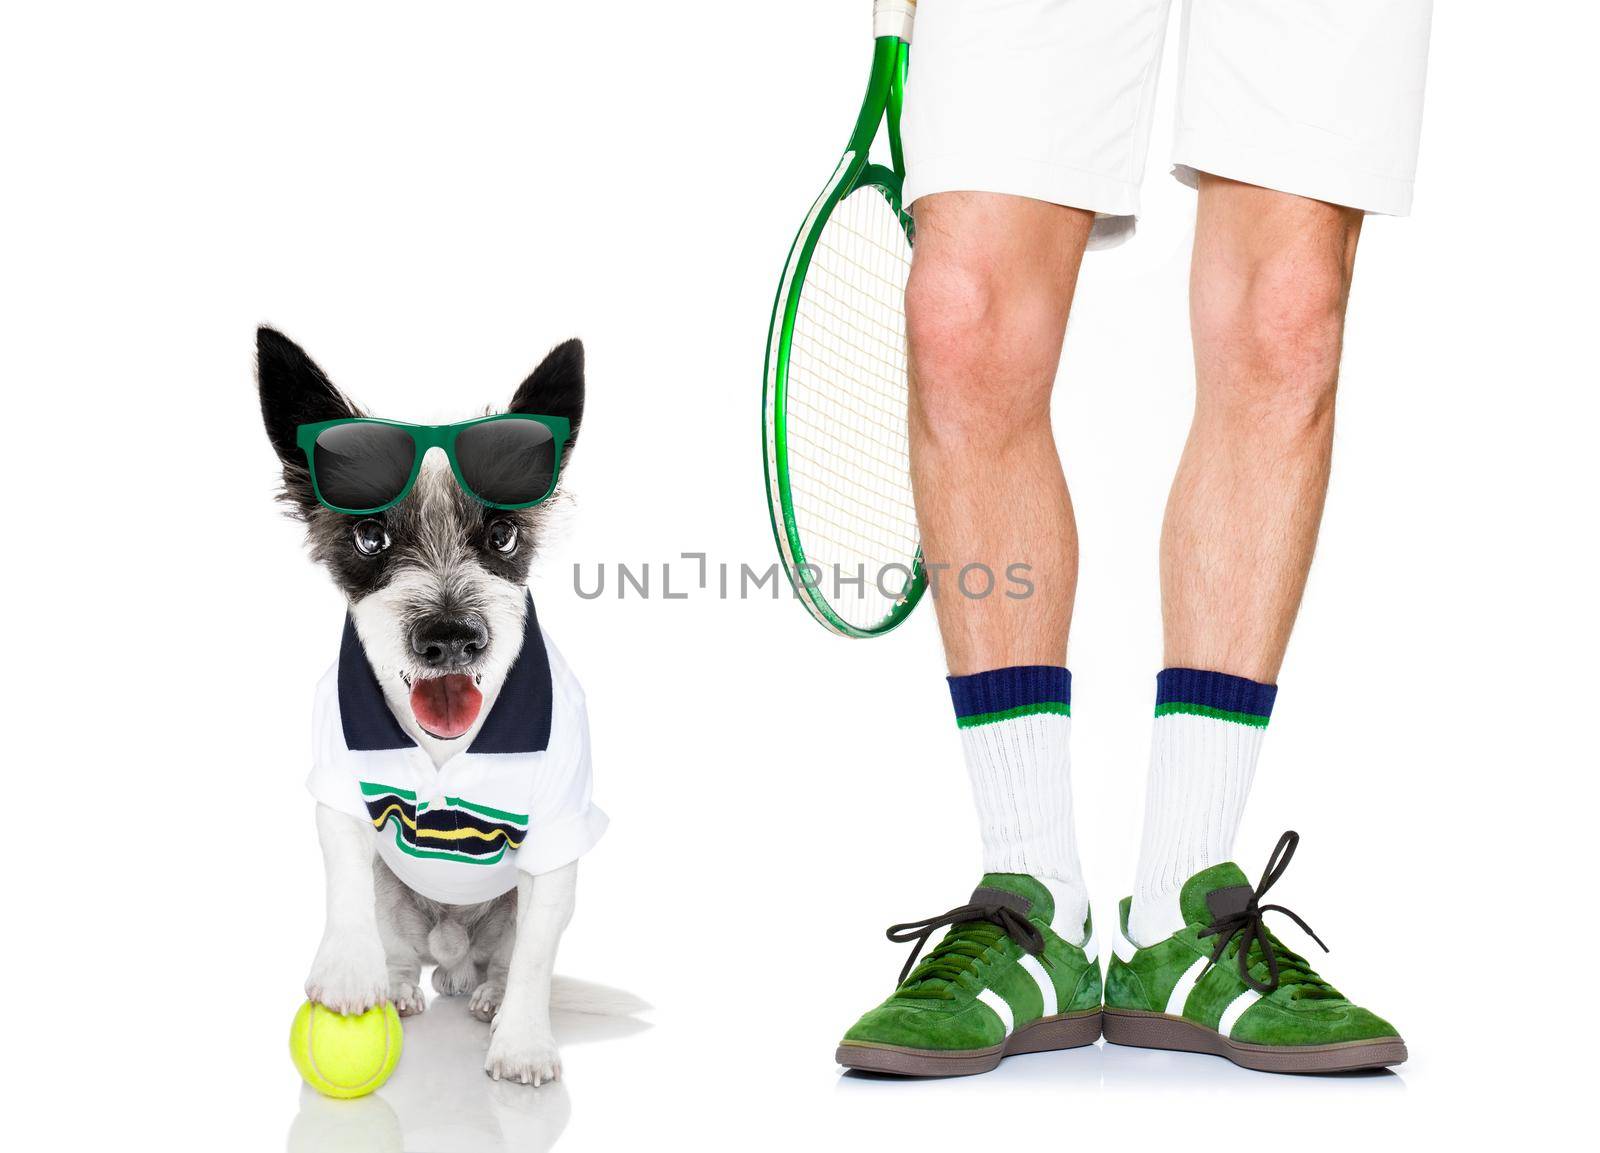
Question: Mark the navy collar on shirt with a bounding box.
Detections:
[338,592,553,754]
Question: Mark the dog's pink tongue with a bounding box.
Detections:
[410,674,483,740]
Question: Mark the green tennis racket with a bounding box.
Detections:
[762,0,924,638]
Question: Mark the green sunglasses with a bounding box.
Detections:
[296,414,571,515]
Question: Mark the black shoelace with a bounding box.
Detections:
[1198,830,1330,995]
[886,900,1045,986]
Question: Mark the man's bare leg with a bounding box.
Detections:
[1128,175,1363,944]
[907,192,1094,675]
[905,191,1096,938]
[1165,176,1362,680]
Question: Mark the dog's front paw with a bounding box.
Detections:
[305,933,389,1015]
[485,1024,561,1086]
[390,979,426,1017]
[469,980,505,1023]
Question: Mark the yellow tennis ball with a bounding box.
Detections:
[289,1001,403,1099]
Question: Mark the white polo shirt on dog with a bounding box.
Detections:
[307,595,607,905]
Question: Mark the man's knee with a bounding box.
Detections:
[906,254,1063,447]
[1193,247,1353,434]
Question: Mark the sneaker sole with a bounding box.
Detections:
[1102,1007,1407,1073]
[835,1009,1104,1077]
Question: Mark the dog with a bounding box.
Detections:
[257,326,615,1086]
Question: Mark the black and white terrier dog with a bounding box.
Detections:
[257,327,611,1086]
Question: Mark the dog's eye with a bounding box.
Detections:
[352,519,390,556]
[487,519,518,555]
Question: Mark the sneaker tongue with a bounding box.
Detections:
[973,873,1054,924]
[1179,862,1251,926]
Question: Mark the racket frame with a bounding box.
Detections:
[762,31,926,638]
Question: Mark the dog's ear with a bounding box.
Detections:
[509,339,584,464]
[256,327,361,464]
[256,327,361,517]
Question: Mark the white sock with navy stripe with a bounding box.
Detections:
[948,666,1088,942]
[1128,668,1278,946]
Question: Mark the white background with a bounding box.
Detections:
[3,2,1595,1149]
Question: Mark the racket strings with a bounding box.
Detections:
[792,289,915,391]
[787,475,922,558]
[795,484,920,542]
[819,230,921,292]
[784,183,919,631]
[786,396,912,462]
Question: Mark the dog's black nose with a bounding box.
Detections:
[410,615,489,669]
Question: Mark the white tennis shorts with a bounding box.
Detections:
[901,0,1433,247]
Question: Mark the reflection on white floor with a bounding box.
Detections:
[287,991,650,1153]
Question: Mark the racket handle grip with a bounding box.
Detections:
[872,0,916,42]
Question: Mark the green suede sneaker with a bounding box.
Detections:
[1104,831,1406,1073]
[836,874,1103,1076]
